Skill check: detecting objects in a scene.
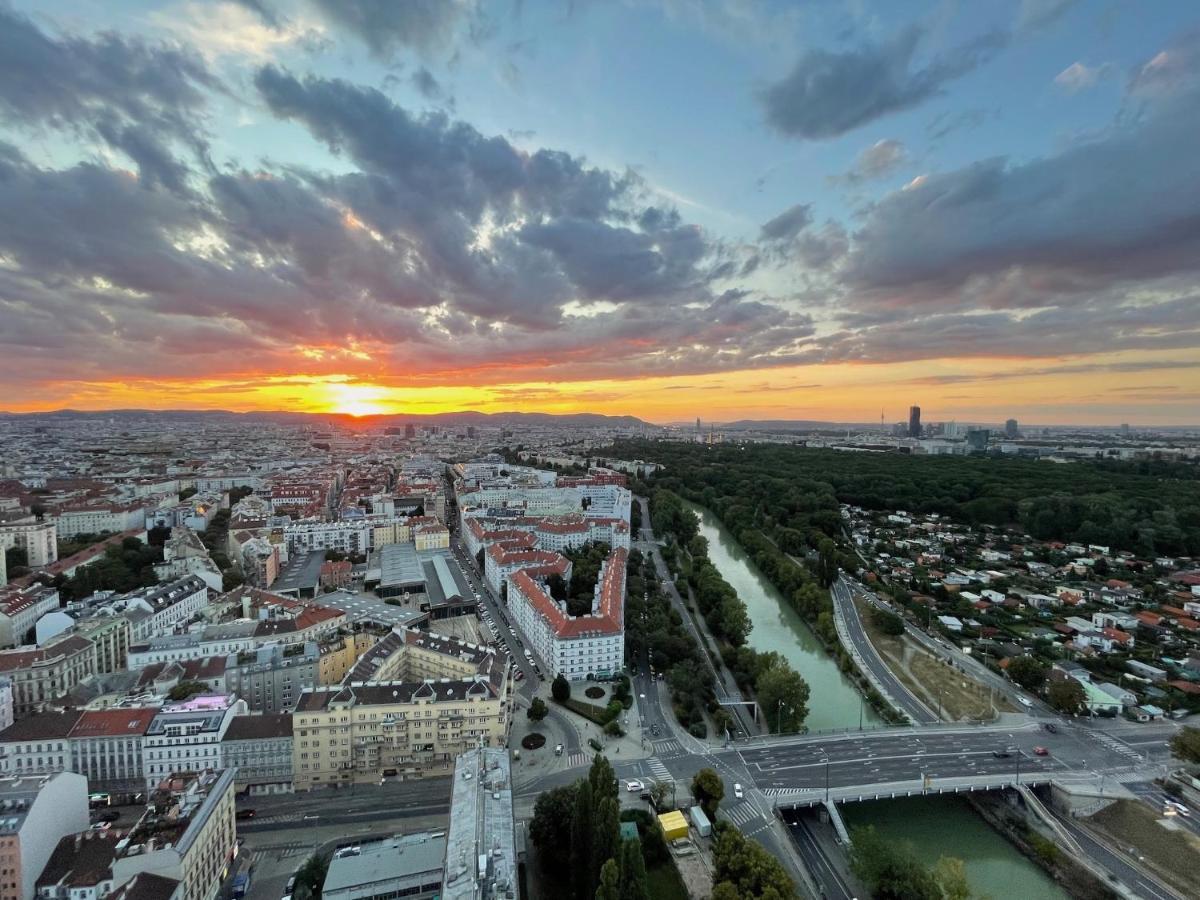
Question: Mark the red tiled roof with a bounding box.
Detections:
[510,548,626,639]
[70,708,157,739]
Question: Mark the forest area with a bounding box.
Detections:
[611,440,1200,556]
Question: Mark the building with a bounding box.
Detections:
[120,578,210,642]
[322,832,446,900]
[69,708,157,795]
[220,713,293,795]
[53,507,147,541]
[36,830,125,900]
[0,711,81,778]
[507,548,626,681]
[0,773,89,900]
[0,523,58,569]
[291,629,509,789]
[110,769,237,900]
[966,429,990,452]
[141,698,246,789]
[224,643,320,714]
[1005,418,1019,439]
[0,635,97,719]
[0,681,11,734]
[0,587,60,649]
[908,406,921,439]
[443,748,515,900]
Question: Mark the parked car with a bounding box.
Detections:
[235,809,257,820]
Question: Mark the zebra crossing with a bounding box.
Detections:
[761,787,808,798]
[723,802,762,828]
[567,751,590,767]
[646,757,671,782]
[652,739,684,755]
[245,841,308,861]
[1089,730,1143,762]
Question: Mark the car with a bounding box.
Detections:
[235,809,257,820]
[626,780,644,792]
[1043,723,1058,734]
[1167,801,1190,816]
[992,750,1011,758]
[733,783,744,800]
[638,693,646,699]
[302,814,319,820]
[514,670,524,681]
[1033,746,1049,756]
[1017,697,1033,708]
[639,791,652,802]
[555,744,564,756]
[98,810,120,823]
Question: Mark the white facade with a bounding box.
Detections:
[0,772,89,900]
[53,508,146,540]
[0,522,58,568]
[122,577,210,641]
[284,520,371,556]
[142,699,246,789]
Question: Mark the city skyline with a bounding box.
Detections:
[1,1,1199,424]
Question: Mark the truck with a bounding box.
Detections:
[688,805,711,838]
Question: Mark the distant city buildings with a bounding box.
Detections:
[907,405,922,439]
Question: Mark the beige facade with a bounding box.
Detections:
[74,617,131,674]
[316,632,380,685]
[292,630,509,789]
[0,636,96,719]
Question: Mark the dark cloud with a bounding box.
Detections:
[759,203,812,242]
[761,26,1007,140]
[844,86,1200,298]
[0,5,216,191]
[308,0,471,59]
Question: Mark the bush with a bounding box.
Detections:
[552,673,571,703]
[688,721,707,738]
[604,719,623,737]
[528,697,548,721]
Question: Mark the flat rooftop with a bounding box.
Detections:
[444,748,516,900]
[323,832,446,898]
[273,550,326,594]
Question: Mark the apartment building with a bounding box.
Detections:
[443,748,516,900]
[220,714,293,795]
[110,769,237,900]
[0,522,58,568]
[68,708,157,795]
[483,547,569,596]
[284,521,371,557]
[0,587,60,648]
[53,507,147,540]
[121,577,210,642]
[0,773,89,900]
[223,643,319,714]
[142,698,246,790]
[0,711,81,778]
[508,548,626,682]
[0,635,96,718]
[291,629,509,789]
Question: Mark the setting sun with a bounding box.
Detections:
[325,382,394,417]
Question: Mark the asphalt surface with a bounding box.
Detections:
[739,727,1068,792]
[782,811,856,900]
[832,576,939,724]
[1048,808,1184,900]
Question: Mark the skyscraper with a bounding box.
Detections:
[908,405,921,439]
[1005,418,1018,439]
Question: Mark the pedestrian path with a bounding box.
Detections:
[567,751,590,767]
[652,738,684,755]
[724,802,761,828]
[646,757,671,782]
[1088,729,1144,762]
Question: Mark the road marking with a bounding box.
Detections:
[567,751,590,767]
[724,802,760,827]
[646,757,671,781]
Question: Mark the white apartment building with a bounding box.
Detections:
[284,520,371,556]
[508,548,626,681]
[0,711,81,778]
[0,773,89,900]
[141,697,246,789]
[68,708,157,794]
[0,587,60,648]
[121,577,210,641]
[52,507,147,540]
[0,522,58,568]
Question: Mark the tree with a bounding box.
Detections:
[528,697,548,721]
[1047,677,1086,715]
[755,657,810,733]
[848,826,939,900]
[1171,726,1200,765]
[548,572,569,601]
[167,681,207,702]
[591,797,620,892]
[711,825,796,899]
[711,884,740,900]
[617,838,648,900]
[932,857,971,900]
[649,780,670,810]
[553,673,571,702]
[292,852,329,900]
[871,607,906,636]
[571,781,594,900]
[1006,656,1048,692]
[530,784,577,880]
[595,858,620,900]
[589,754,618,804]
[691,768,724,822]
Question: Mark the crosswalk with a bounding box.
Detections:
[1088,730,1143,762]
[652,739,684,755]
[761,787,808,798]
[567,751,590,767]
[646,757,671,782]
[723,802,761,828]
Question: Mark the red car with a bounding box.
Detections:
[1033,746,1049,756]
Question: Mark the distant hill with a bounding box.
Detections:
[0,408,653,429]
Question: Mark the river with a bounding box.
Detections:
[686,502,1068,899]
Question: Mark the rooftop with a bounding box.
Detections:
[323,832,446,896]
[444,748,516,900]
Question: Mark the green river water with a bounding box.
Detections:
[686,502,1067,900]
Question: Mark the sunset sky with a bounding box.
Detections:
[1,0,1198,425]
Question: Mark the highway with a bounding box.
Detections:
[831,576,939,724]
